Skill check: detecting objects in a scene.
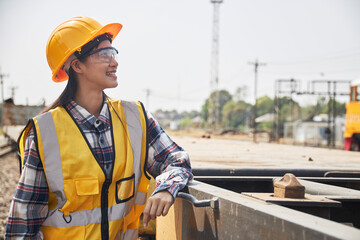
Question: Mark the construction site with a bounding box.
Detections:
[1,103,360,239]
[1,0,360,239]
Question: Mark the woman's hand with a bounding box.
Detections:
[142,190,174,227]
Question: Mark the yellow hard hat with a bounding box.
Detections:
[46,16,122,82]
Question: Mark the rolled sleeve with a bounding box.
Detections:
[5,128,48,239]
[145,112,193,199]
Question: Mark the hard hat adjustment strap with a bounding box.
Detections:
[74,33,113,59]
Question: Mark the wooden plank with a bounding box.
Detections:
[156,198,183,240]
[242,192,341,207]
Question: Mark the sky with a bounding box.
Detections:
[0,0,359,113]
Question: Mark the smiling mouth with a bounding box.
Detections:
[106,72,116,76]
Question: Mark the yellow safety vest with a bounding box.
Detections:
[18,99,151,240]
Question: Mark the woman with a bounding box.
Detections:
[5,16,192,240]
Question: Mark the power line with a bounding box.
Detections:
[268,52,360,66]
[151,93,204,102]
[262,67,360,76]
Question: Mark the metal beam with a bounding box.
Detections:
[157,180,360,239]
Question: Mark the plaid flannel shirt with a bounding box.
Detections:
[5,100,192,239]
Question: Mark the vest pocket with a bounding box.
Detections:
[115,174,135,203]
[75,178,99,196]
[61,178,99,213]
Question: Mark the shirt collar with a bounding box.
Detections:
[65,99,110,129]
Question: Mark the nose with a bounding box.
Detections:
[110,55,118,68]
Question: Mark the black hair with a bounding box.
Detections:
[40,67,79,114]
[75,33,112,59]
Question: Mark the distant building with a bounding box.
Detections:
[170,121,180,130]
[255,113,275,123]
[284,115,345,147]
[1,101,45,142]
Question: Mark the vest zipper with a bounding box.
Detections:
[101,178,111,240]
[63,103,116,240]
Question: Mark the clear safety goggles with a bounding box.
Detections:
[87,47,118,63]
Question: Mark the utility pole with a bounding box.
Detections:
[144,88,152,110]
[0,67,9,103]
[332,82,336,148]
[248,59,266,143]
[210,0,223,128]
[10,86,18,103]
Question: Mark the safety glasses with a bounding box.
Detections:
[87,47,118,63]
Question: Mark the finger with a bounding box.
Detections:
[149,199,159,220]
[155,201,165,217]
[162,201,173,216]
[143,200,152,227]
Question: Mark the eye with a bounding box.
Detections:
[99,50,111,57]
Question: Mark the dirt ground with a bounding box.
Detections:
[0,153,20,239]
[171,135,360,169]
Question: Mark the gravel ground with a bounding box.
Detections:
[0,153,20,239]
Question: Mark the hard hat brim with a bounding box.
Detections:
[52,22,123,83]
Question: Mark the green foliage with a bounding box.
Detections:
[257,96,273,117]
[257,122,273,131]
[201,99,209,122]
[179,116,193,129]
[203,89,232,126]
[323,99,346,116]
[188,110,201,119]
[301,97,346,120]
[175,89,347,132]
[222,100,251,128]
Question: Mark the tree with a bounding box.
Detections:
[201,99,209,122]
[314,96,327,115]
[179,116,193,129]
[256,96,273,117]
[323,98,346,116]
[302,96,346,120]
[222,100,251,128]
[206,90,232,126]
[187,110,201,119]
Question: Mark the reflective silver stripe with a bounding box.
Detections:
[123,229,138,240]
[108,198,134,222]
[122,101,144,205]
[41,101,145,227]
[44,192,144,227]
[44,198,133,227]
[36,112,67,213]
[135,191,147,205]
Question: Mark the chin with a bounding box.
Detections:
[105,77,118,88]
[109,81,118,88]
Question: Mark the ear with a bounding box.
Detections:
[71,59,84,74]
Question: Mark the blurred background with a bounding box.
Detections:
[1,1,360,237]
[0,0,359,147]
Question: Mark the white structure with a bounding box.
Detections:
[284,116,345,148]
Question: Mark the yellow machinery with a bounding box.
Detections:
[344,78,360,150]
